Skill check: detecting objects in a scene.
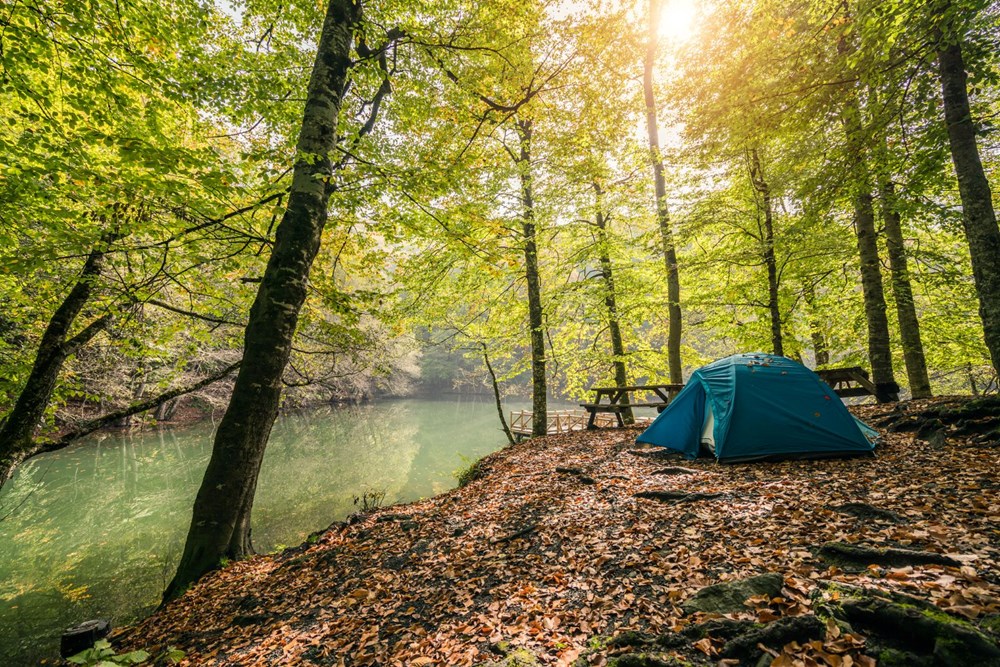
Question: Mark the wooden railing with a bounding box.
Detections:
[509,409,619,439]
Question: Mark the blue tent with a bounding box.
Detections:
[636,353,879,461]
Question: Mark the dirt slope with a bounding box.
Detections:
[120,401,1000,666]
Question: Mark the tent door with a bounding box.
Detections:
[700,401,716,455]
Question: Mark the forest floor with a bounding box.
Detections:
[119,398,1000,666]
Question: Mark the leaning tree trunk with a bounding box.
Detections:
[748,148,783,357]
[593,182,633,425]
[936,30,1000,377]
[0,240,113,485]
[842,91,899,403]
[516,119,548,438]
[163,0,359,602]
[643,0,682,384]
[482,343,515,445]
[875,151,932,398]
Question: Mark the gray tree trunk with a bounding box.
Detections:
[876,159,932,398]
[593,182,633,425]
[643,0,682,384]
[937,30,1000,377]
[747,148,783,357]
[516,119,547,438]
[0,240,113,485]
[163,0,360,602]
[842,93,899,403]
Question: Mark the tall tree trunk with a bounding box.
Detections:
[516,119,548,438]
[643,0,682,384]
[875,152,932,398]
[163,0,359,602]
[0,240,113,485]
[936,30,1000,376]
[593,182,633,425]
[747,148,783,356]
[804,283,830,367]
[841,90,899,403]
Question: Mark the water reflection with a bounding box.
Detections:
[0,397,525,663]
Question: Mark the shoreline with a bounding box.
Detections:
[113,398,1000,666]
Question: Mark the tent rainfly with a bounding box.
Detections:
[636,353,879,462]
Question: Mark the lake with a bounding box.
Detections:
[0,397,541,664]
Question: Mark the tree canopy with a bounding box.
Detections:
[1,0,999,599]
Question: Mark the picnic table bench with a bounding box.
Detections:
[815,366,877,397]
[815,366,899,401]
[580,384,684,429]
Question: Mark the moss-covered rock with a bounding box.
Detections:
[681,572,784,615]
[836,597,1000,667]
[477,646,539,667]
[720,615,825,661]
[607,654,692,667]
[982,614,1000,638]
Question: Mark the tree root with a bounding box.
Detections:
[871,396,1000,443]
[652,466,700,476]
[555,467,596,484]
[635,490,723,503]
[719,615,825,660]
[828,502,908,524]
[490,524,537,544]
[818,541,961,569]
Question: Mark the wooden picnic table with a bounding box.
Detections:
[816,367,874,397]
[815,366,899,401]
[580,384,684,429]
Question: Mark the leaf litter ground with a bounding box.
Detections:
[121,399,1000,666]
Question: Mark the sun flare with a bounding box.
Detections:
[658,0,698,43]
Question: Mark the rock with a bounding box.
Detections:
[681,572,784,615]
[60,619,111,658]
[477,644,539,666]
[720,615,825,660]
[607,630,686,650]
[837,597,1000,667]
[681,618,757,641]
[607,655,687,667]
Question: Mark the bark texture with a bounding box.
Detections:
[593,182,633,425]
[842,93,898,403]
[0,240,113,485]
[644,0,682,384]
[877,166,932,398]
[516,119,548,438]
[937,32,1000,377]
[163,0,359,602]
[748,148,783,356]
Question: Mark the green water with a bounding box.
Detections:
[0,397,529,664]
